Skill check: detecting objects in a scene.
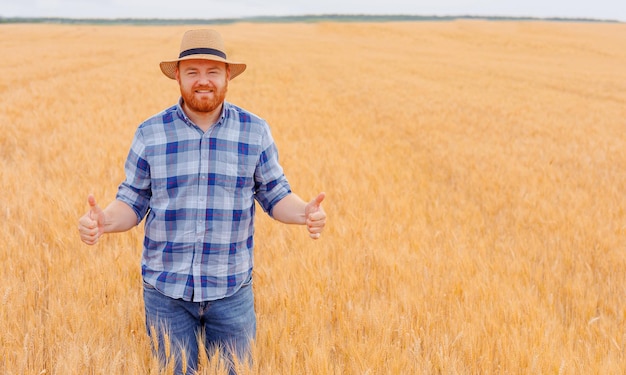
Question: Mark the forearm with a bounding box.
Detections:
[102,199,139,233]
[271,193,307,225]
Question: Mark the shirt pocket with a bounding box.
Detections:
[215,152,257,192]
[214,152,237,193]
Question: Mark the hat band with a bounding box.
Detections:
[179,48,227,59]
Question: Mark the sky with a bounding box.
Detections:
[2,0,625,22]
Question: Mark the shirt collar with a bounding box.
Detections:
[175,98,228,128]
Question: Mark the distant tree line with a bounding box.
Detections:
[0,14,621,25]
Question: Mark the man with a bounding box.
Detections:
[78,29,326,374]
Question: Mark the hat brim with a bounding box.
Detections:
[159,55,247,80]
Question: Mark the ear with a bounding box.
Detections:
[225,63,232,81]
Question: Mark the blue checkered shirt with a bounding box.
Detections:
[116,100,291,302]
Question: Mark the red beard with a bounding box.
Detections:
[181,82,228,114]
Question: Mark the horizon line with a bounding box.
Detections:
[0,13,623,23]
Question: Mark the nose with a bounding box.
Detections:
[197,72,211,84]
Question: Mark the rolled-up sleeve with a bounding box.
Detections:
[253,126,291,216]
[116,127,152,224]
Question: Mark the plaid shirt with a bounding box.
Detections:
[116,100,291,302]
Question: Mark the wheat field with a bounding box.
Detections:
[1,20,626,374]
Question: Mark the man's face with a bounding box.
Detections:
[176,59,230,114]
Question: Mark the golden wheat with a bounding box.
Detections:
[1,20,626,374]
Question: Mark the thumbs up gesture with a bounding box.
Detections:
[304,192,327,240]
[78,195,106,245]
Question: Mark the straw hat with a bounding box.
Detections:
[159,29,246,80]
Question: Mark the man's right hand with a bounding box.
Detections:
[78,195,106,245]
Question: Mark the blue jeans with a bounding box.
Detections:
[143,277,256,375]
